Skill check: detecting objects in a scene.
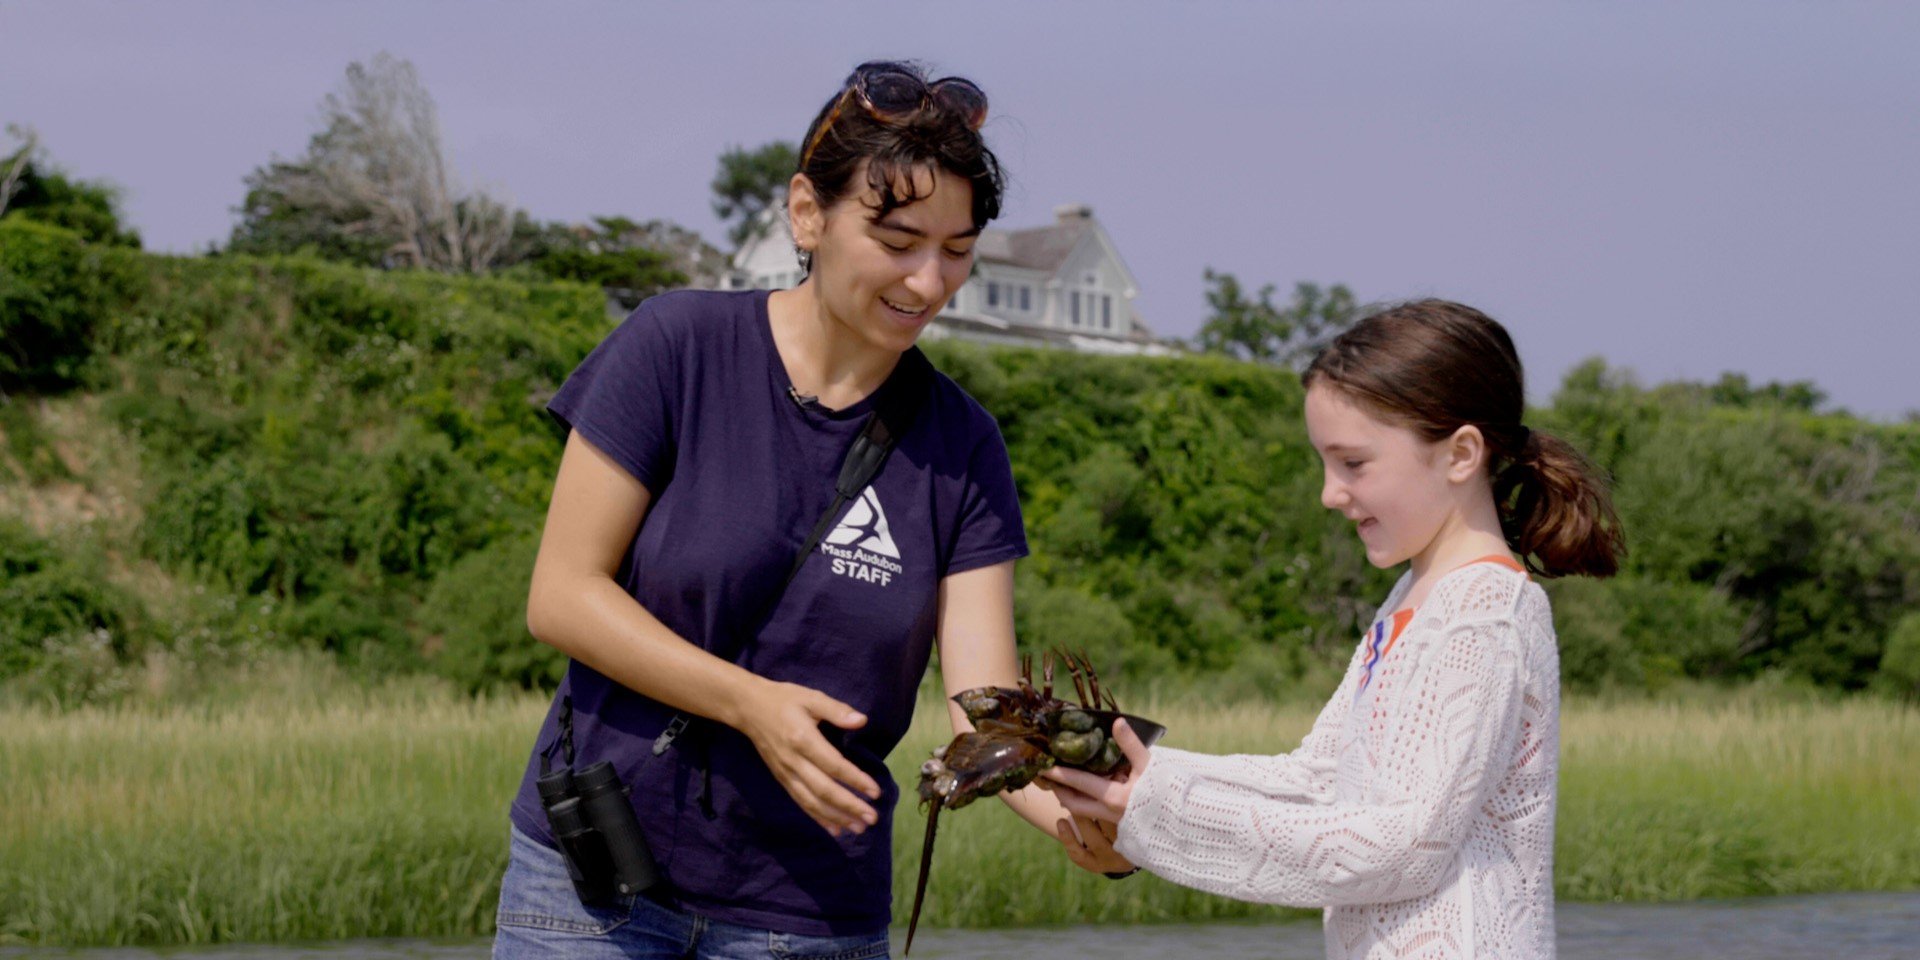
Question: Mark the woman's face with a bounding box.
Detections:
[801,163,979,354]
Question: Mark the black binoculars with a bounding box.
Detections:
[535,760,660,906]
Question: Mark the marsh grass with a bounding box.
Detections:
[3,677,1915,946]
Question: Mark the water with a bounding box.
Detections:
[4,892,1915,960]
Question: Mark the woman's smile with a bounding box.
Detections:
[879,295,930,326]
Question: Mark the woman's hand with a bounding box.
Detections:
[733,678,881,838]
[1040,717,1153,826]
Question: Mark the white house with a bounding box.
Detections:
[728,203,1170,355]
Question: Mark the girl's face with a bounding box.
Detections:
[796,163,979,354]
[1304,383,1458,569]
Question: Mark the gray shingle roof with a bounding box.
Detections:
[976,213,1092,272]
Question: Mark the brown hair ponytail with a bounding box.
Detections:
[1302,299,1626,579]
[1493,428,1625,578]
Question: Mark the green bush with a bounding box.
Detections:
[0,519,145,676]
[418,530,560,692]
[7,242,1919,695]
[1879,612,1920,700]
[0,219,144,391]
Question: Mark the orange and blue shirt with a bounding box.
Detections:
[1356,555,1526,703]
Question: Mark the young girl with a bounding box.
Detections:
[1045,299,1624,960]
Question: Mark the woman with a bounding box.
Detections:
[492,61,1119,960]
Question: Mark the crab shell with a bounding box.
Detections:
[917,730,1054,810]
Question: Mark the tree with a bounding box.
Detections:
[229,53,511,273]
[1194,270,1356,368]
[227,157,390,266]
[0,125,140,248]
[509,216,687,309]
[1883,613,1920,702]
[0,124,36,217]
[1705,372,1827,413]
[711,141,796,249]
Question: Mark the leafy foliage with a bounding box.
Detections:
[711,141,797,249]
[0,131,141,249]
[0,519,146,677]
[1193,272,1356,368]
[506,216,689,309]
[2,227,1916,699]
[1879,613,1920,700]
[0,219,146,391]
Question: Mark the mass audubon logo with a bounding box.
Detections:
[820,486,904,586]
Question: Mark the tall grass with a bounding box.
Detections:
[2,676,1915,946]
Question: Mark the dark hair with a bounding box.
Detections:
[794,60,1004,270]
[1301,299,1626,579]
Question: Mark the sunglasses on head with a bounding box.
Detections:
[799,62,989,169]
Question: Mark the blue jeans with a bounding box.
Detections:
[492,824,892,960]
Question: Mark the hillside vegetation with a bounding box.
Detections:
[4,219,1919,703]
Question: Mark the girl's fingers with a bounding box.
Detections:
[1111,718,1151,768]
[1042,764,1108,796]
[1052,784,1120,824]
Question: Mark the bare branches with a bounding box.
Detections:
[0,124,39,219]
[278,53,512,273]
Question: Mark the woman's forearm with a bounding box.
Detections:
[999,780,1076,833]
[527,569,765,730]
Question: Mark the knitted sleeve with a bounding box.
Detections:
[1133,642,1364,802]
[1112,617,1528,908]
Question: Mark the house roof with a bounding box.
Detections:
[976,217,1092,273]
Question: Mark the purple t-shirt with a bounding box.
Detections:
[508,289,1027,935]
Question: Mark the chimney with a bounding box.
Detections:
[1053,203,1093,223]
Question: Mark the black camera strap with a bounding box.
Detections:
[669,349,932,816]
[539,696,576,777]
[538,349,934,809]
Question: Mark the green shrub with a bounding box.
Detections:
[418,531,560,692]
[9,240,1918,697]
[0,519,144,677]
[0,219,144,391]
[1880,612,1920,701]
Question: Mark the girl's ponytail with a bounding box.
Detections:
[1494,428,1625,579]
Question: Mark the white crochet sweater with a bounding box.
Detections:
[1114,561,1560,960]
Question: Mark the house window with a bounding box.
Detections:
[1020,286,1031,311]
[1070,291,1080,326]
[1103,295,1112,330]
[989,281,1000,307]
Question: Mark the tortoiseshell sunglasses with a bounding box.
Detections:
[799,62,989,168]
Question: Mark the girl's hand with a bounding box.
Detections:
[1040,717,1153,825]
[1054,813,1137,876]
[734,679,881,838]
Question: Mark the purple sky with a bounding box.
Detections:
[6,2,1917,418]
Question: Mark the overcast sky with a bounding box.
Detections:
[6,2,1917,418]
